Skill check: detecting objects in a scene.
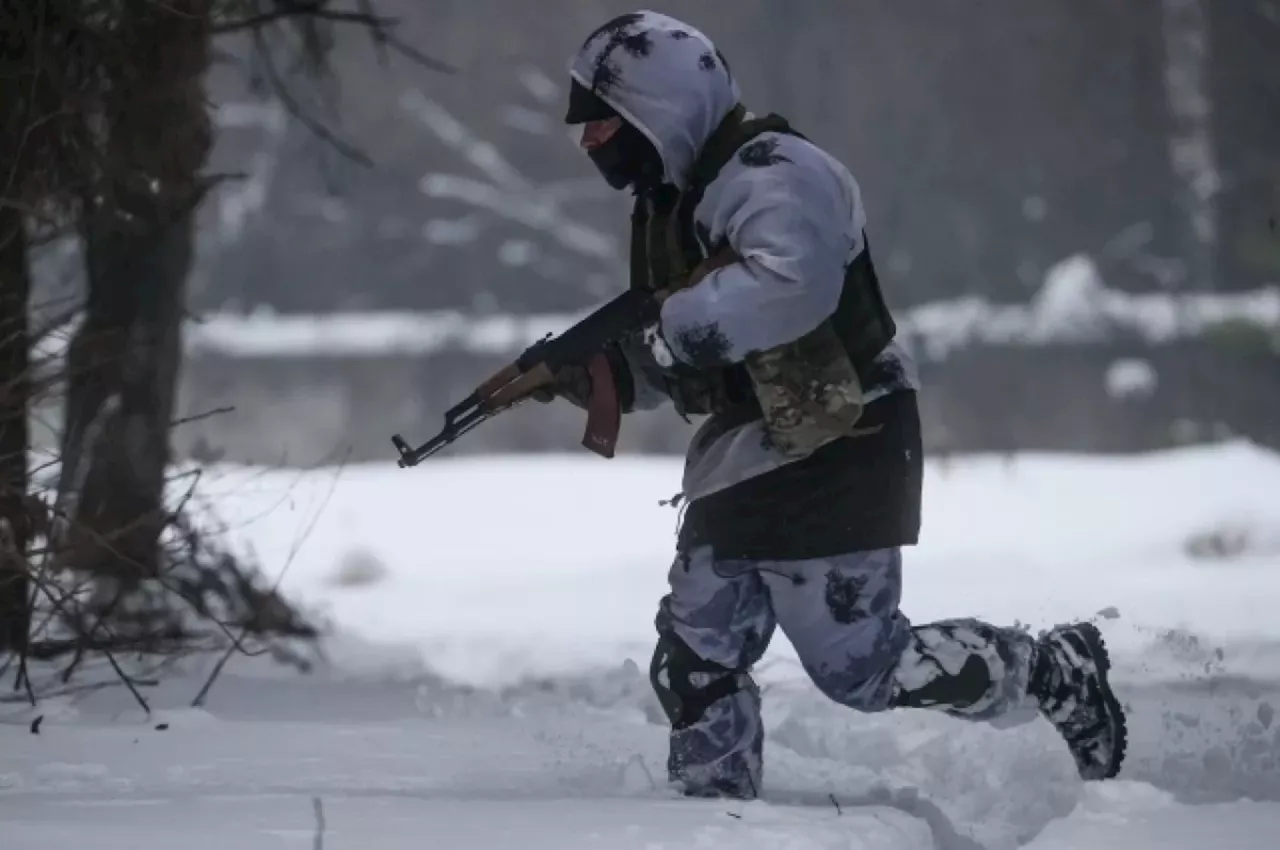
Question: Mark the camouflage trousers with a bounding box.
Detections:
[651,546,1039,799]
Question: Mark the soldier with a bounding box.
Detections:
[539,10,1126,799]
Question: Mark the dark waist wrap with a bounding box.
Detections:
[677,390,923,562]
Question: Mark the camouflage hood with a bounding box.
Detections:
[567,11,741,190]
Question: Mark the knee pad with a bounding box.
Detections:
[650,632,748,730]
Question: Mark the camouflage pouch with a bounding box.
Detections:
[744,318,872,458]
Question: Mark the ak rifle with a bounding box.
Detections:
[390,287,661,468]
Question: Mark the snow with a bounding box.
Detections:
[5,441,1280,848]
[1106,358,1158,399]
[906,262,1279,361]
[187,308,578,359]
[401,88,623,263]
[517,65,562,105]
[28,251,1278,363]
[1027,254,1112,341]
[175,280,1280,360]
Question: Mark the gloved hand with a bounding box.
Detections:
[531,362,593,410]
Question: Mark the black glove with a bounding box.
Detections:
[531,362,593,410]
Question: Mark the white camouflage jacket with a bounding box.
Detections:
[567,11,919,504]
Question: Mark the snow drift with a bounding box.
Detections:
[3,441,1279,849]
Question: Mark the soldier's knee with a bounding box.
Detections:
[650,632,753,729]
[805,661,898,712]
[800,624,907,713]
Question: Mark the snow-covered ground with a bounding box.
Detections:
[4,441,1280,848]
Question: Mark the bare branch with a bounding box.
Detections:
[249,26,374,167]
[213,7,396,35]
[171,405,235,428]
[193,448,347,706]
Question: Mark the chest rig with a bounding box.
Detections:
[631,105,898,456]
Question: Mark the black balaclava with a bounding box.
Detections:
[565,78,664,192]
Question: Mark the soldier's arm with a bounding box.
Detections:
[613,333,673,411]
[658,138,860,369]
[535,333,673,412]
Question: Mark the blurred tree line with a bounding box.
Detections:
[10,1,1278,473]
[190,0,1278,319]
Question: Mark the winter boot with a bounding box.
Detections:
[1029,622,1128,780]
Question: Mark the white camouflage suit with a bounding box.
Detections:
[567,11,1043,799]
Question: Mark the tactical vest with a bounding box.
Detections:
[630,105,898,457]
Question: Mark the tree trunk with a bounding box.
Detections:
[59,2,212,581]
[0,209,31,653]
[1162,0,1219,292]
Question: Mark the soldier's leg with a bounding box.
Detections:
[651,545,776,799]
[762,547,1126,779]
[891,615,1128,780]
[760,547,1038,714]
[757,545,1018,711]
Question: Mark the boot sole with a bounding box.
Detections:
[1071,622,1128,780]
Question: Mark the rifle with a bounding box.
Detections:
[390,287,662,468]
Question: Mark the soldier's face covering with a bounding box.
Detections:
[573,117,628,189]
[573,116,664,191]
